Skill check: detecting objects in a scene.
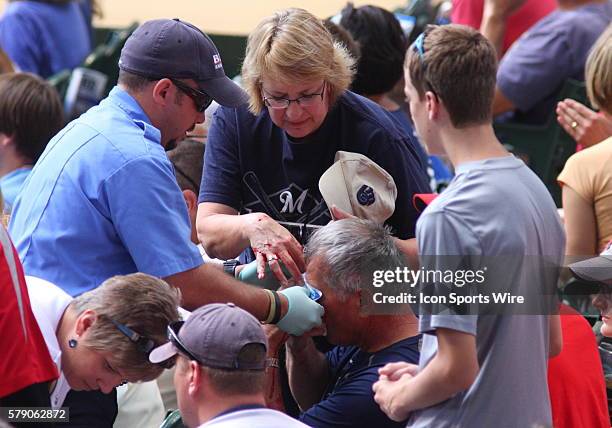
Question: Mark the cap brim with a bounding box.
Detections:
[569,256,612,285]
[413,193,438,213]
[149,341,179,364]
[198,76,248,108]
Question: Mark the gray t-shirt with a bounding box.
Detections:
[408,156,565,427]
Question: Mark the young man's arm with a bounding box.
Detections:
[373,328,479,422]
[286,336,330,411]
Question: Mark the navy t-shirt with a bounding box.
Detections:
[200,91,429,259]
[299,335,421,428]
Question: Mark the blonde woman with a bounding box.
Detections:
[197,8,430,286]
[558,25,612,258]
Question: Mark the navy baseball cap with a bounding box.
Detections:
[149,303,267,370]
[118,19,248,107]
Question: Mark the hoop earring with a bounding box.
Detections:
[68,339,78,348]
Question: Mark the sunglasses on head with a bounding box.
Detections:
[110,318,175,369]
[166,321,202,367]
[410,31,439,98]
[169,78,213,113]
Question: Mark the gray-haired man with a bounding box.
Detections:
[265,218,421,428]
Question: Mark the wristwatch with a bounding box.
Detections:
[223,260,240,277]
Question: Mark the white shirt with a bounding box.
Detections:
[25,275,73,409]
[199,408,310,428]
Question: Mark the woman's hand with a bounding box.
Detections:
[248,213,305,286]
[557,99,612,148]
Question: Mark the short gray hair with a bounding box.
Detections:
[305,218,406,299]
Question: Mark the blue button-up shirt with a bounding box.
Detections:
[9,87,202,296]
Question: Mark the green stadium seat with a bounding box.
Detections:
[159,410,186,428]
[82,22,139,95]
[208,33,247,79]
[47,69,72,102]
[47,22,138,108]
[493,79,589,206]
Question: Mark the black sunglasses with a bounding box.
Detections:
[111,318,175,369]
[169,78,213,113]
[167,321,202,366]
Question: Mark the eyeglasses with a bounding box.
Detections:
[262,82,326,110]
[167,321,201,366]
[170,78,213,113]
[110,318,174,369]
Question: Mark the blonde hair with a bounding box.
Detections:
[585,24,612,114]
[71,273,181,381]
[241,8,355,114]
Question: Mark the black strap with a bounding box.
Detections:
[271,291,282,324]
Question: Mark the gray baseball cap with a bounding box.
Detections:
[118,19,248,107]
[149,303,267,370]
[569,241,612,286]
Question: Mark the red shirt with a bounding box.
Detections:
[548,304,609,428]
[0,226,57,398]
[451,0,556,55]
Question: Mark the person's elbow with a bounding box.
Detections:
[549,337,562,358]
[449,357,479,392]
[492,86,516,117]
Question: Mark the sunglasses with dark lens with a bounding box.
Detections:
[110,318,175,369]
[169,78,213,113]
[168,321,202,365]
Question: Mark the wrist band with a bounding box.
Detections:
[270,291,282,324]
[223,259,239,276]
[264,289,276,324]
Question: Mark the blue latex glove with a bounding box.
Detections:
[236,261,283,290]
[277,286,325,335]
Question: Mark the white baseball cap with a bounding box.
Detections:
[319,151,396,224]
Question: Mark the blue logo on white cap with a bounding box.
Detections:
[357,185,375,206]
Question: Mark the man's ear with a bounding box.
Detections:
[0,133,14,149]
[152,78,173,107]
[182,189,198,214]
[425,91,440,121]
[188,360,203,396]
[75,309,97,336]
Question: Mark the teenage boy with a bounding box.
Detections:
[372,24,564,427]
